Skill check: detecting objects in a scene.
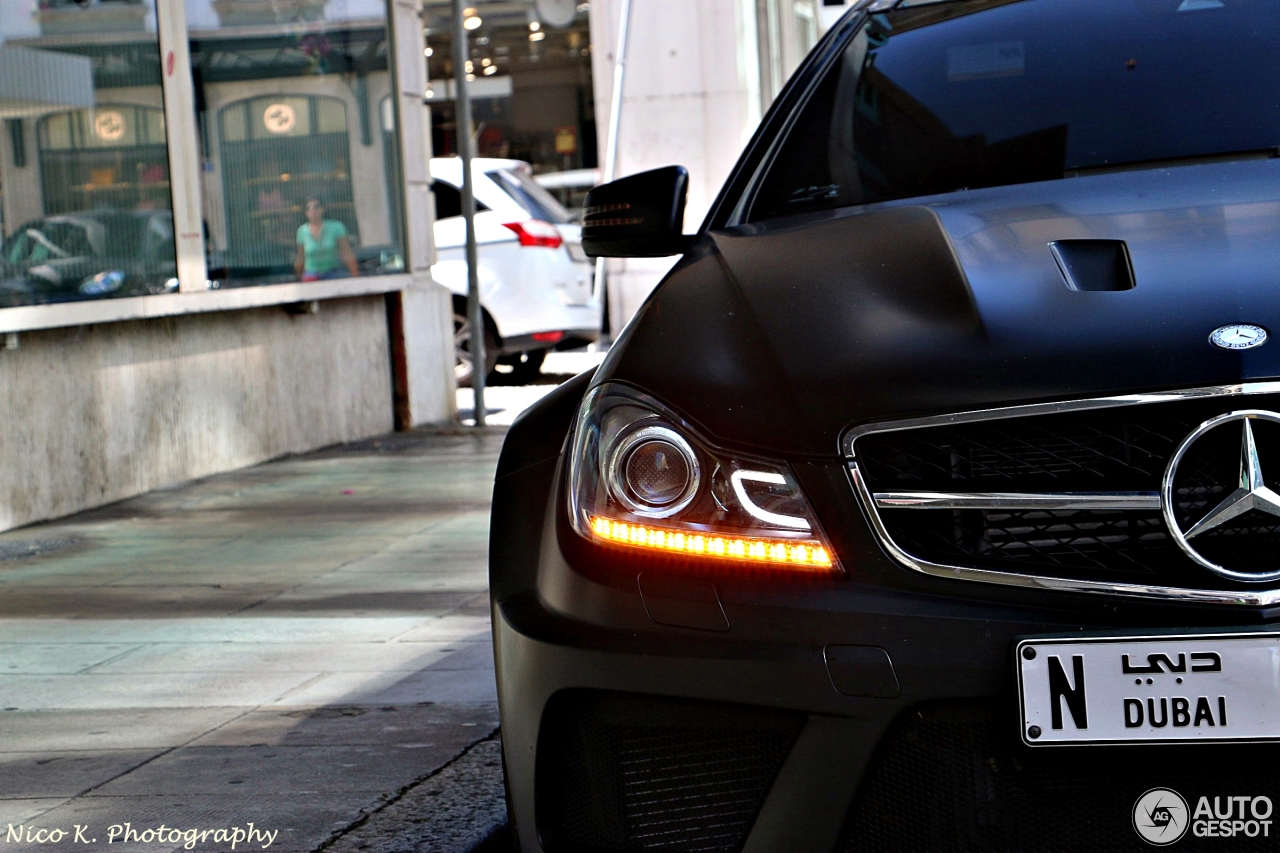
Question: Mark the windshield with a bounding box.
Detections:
[749,0,1280,221]
[488,169,575,224]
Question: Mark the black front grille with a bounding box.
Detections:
[536,690,804,853]
[842,703,1280,852]
[858,415,1186,490]
[855,394,1280,588]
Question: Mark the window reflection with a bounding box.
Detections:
[217,95,355,275]
[421,9,597,210]
[39,106,170,214]
[0,0,177,305]
[191,5,405,287]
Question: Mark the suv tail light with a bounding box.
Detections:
[502,220,563,249]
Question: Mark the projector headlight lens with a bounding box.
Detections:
[607,425,700,517]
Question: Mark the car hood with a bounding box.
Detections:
[597,158,1280,458]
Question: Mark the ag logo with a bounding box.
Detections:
[1134,788,1190,846]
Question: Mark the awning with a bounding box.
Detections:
[0,45,94,118]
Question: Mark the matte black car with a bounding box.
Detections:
[490,1,1280,850]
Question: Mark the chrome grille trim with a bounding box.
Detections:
[848,464,1280,606]
[842,381,1280,457]
[873,490,1161,511]
[844,382,1280,606]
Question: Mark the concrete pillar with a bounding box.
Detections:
[388,0,456,427]
[155,0,209,292]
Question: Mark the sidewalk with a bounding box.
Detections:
[0,429,507,852]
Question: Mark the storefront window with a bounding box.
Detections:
[217,95,355,273]
[424,5,596,199]
[0,0,177,305]
[39,105,170,214]
[190,0,406,287]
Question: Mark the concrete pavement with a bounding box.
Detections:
[0,428,508,852]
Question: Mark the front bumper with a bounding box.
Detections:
[497,587,1280,853]
[494,592,897,853]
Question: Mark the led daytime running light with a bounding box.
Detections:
[589,516,833,570]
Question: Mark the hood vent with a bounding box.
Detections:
[1048,239,1135,292]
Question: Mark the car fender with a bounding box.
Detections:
[490,369,595,604]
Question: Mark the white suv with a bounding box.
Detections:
[430,157,600,384]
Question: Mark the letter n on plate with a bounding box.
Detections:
[1049,654,1088,729]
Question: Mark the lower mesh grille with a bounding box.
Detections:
[842,702,1280,852]
[537,690,804,853]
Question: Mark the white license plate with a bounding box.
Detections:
[1018,633,1280,745]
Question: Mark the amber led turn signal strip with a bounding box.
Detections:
[589,516,834,570]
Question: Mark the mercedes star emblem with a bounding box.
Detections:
[1210,324,1268,350]
[1162,410,1280,581]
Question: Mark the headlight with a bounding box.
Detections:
[568,382,837,573]
[79,270,126,295]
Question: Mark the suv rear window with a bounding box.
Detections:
[487,169,574,224]
[749,0,1280,222]
[431,180,490,219]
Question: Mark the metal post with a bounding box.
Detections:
[591,0,634,312]
[452,0,486,426]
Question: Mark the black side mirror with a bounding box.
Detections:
[582,165,696,258]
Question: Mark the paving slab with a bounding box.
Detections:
[96,744,465,796]
[191,703,497,749]
[268,666,498,708]
[244,591,482,617]
[393,617,494,644]
[0,798,72,826]
[0,618,432,646]
[0,750,162,798]
[0,644,144,675]
[87,644,471,675]
[0,671,321,711]
[0,709,245,752]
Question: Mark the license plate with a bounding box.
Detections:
[1017,633,1280,745]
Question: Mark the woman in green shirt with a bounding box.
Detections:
[295,197,359,281]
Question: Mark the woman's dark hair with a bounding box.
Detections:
[304,196,326,209]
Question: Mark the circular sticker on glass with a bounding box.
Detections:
[262,103,297,134]
[93,111,126,142]
[1133,788,1189,846]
